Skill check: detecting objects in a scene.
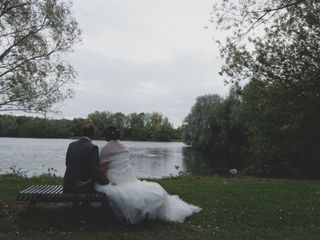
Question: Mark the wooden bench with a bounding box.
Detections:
[17,185,107,209]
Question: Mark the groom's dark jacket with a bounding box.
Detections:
[63,137,109,193]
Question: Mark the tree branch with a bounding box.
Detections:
[0,0,32,19]
[0,46,58,78]
[0,13,48,62]
[244,0,304,31]
[260,0,304,13]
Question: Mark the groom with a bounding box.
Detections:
[63,123,109,193]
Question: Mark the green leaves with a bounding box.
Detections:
[182,90,247,159]
[207,0,320,178]
[0,0,81,113]
[87,111,179,141]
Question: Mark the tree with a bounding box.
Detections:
[212,0,320,87]
[146,112,175,141]
[110,112,127,129]
[0,114,18,136]
[182,92,247,170]
[127,112,147,140]
[0,0,81,113]
[212,0,320,178]
[87,111,113,137]
[212,0,307,43]
[70,117,86,137]
[183,94,224,149]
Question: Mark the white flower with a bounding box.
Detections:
[229,168,238,175]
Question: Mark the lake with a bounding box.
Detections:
[0,137,219,178]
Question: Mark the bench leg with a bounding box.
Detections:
[72,201,80,209]
[28,201,36,210]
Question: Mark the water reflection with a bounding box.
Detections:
[183,147,225,175]
[123,141,185,178]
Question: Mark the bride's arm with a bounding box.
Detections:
[99,162,117,185]
[100,162,108,172]
[100,144,111,172]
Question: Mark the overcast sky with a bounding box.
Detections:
[59,0,230,127]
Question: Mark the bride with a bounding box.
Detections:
[95,126,201,224]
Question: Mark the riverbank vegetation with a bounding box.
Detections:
[0,111,181,141]
[182,1,320,179]
[1,175,320,240]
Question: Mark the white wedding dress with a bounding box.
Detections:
[95,141,201,224]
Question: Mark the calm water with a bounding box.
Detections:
[0,138,207,178]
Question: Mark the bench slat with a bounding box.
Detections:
[32,185,50,201]
[17,184,107,204]
[18,185,41,201]
[50,185,63,194]
[19,185,36,194]
[36,185,51,195]
[39,185,57,200]
[27,185,44,195]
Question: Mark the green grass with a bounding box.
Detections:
[1,175,320,239]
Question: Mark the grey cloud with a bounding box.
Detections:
[62,46,229,126]
[56,0,231,127]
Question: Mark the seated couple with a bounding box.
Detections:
[63,123,201,224]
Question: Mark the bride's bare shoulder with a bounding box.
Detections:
[117,140,127,149]
[101,141,128,156]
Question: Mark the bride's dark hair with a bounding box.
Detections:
[104,125,120,140]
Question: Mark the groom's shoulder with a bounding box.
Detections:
[79,138,98,149]
[69,138,94,148]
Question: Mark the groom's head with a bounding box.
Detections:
[82,123,96,139]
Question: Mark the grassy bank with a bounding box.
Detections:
[1,175,320,240]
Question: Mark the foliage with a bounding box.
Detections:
[0,0,81,113]
[88,111,114,137]
[183,94,224,149]
[0,114,72,138]
[207,0,320,178]
[211,0,308,43]
[182,89,248,170]
[241,79,320,178]
[0,110,181,141]
[88,111,179,141]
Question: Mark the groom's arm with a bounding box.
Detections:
[90,145,109,185]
